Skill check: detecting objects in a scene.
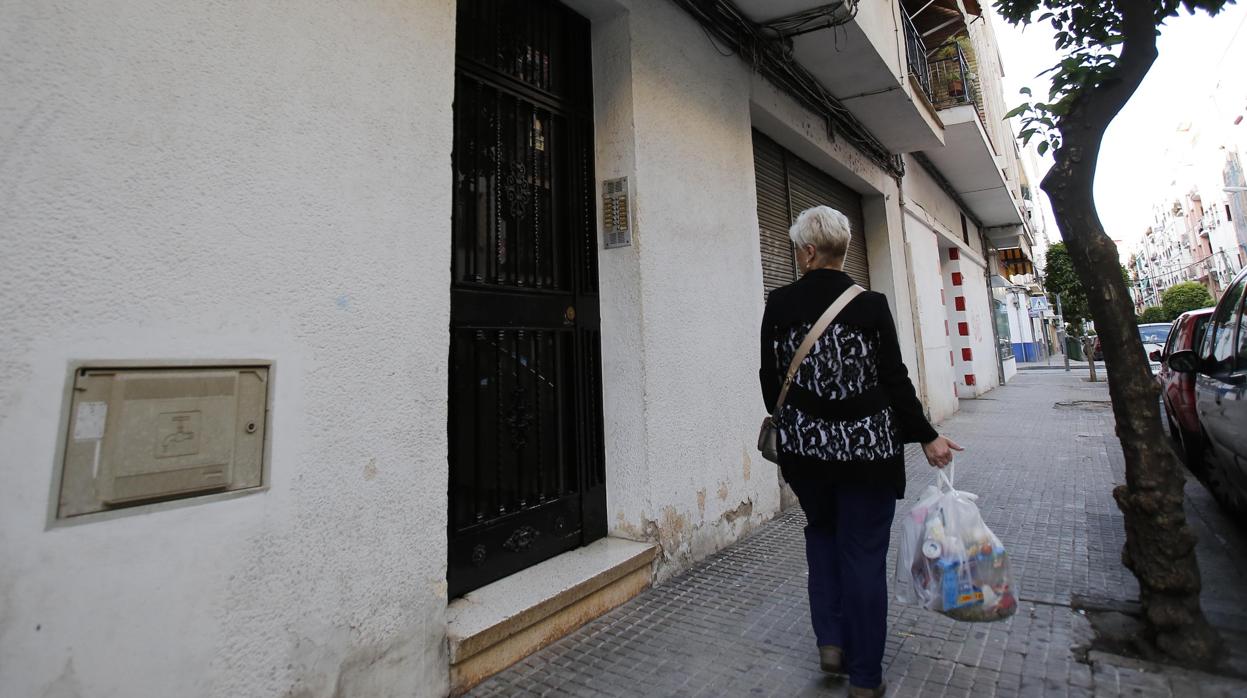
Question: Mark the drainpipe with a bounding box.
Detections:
[895,174,931,417]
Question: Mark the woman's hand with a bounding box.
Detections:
[922,435,963,468]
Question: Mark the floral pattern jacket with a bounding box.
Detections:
[760,269,938,497]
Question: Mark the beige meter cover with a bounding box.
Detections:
[59,366,269,518]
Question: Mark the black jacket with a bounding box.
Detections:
[759,269,937,497]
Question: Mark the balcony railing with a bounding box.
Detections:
[927,42,977,110]
[901,8,932,99]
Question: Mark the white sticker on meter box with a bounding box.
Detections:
[73,402,108,441]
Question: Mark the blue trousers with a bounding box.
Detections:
[787,478,896,689]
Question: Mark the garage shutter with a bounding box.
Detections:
[752,131,870,295]
[754,134,797,297]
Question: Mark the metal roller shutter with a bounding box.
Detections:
[785,156,871,288]
[753,134,797,297]
[752,131,871,293]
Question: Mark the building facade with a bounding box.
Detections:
[1128,121,1247,311]
[1,1,1036,696]
[1129,190,1245,311]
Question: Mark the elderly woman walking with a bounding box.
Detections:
[760,206,961,697]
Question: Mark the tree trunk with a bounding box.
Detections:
[1032,0,1217,663]
[1039,1,1218,665]
[1043,171,1217,664]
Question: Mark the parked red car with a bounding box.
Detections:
[1154,307,1215,465]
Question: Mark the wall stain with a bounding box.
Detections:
[742,446,752,481]
[696,489,706,519]
[717,482,729,502]
[363,458,378,481]
[280,632,439,698]
[722,499,753,525]
[331,638,414,698]
[40,657,81,698]
[617,497,760,582]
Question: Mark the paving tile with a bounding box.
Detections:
[467,374,1247,697]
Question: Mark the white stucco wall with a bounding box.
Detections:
[0,2,456,697]
[898,155,1000,398]
[906,215,959,423]
[900,152,1010,409]
[858,0,905,81]
[969,12,1026,206]
[589,0,781,576]
[1005,290,1035,347]
[902,155,985,258]
[582,0,927,578]
[586,4,654,545]
[959,256,1002,395]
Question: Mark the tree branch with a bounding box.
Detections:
[1046,0,1158,182]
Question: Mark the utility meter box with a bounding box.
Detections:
[57,365,270,519]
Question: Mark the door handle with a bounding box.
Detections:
[563,306,576,325]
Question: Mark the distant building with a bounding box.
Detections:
[1131,202,1194,309]
[1129,121,1247,310]
[1223,149,1247,264]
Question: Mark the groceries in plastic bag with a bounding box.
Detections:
[896,465,1018,622]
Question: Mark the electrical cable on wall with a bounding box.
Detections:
[669,0,903,178]
[760,1,858,39]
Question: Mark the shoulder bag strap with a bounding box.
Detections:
[772,285,864,416]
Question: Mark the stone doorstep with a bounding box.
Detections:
[446,537,658,695]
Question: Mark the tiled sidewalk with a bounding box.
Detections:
[470,373,1247,697]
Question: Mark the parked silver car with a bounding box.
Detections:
[1169,266,1247,517]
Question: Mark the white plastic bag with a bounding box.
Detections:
[896,464,1018,622]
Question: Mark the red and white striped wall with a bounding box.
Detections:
[944,247,978,399]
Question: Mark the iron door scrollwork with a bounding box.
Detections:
[502,526,541,553]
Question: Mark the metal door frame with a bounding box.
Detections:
[448,0,606,599]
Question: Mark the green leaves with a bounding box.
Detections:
[1005,95,1062,156]
[1161,281,1216,319]
[1004,104,1030,119]
[995,0,1045,25]
[1043,243,1090,326]
[1137,305,1169,323]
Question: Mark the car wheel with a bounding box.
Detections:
[1166,412,1181,443]
[1178,428,1206,475]
[1202,434,1247,520]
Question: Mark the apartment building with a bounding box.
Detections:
[1,1,1038,695]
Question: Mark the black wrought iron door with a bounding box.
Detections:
[448,0,605,598]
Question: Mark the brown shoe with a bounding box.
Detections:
[847,680,887,697]
[818,645,844,675]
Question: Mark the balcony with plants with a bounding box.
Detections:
[914,34,1023,228]
[926,42,978,111]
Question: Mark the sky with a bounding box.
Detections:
[991,2,1247,257]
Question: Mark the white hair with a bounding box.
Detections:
[789,205,850,261]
